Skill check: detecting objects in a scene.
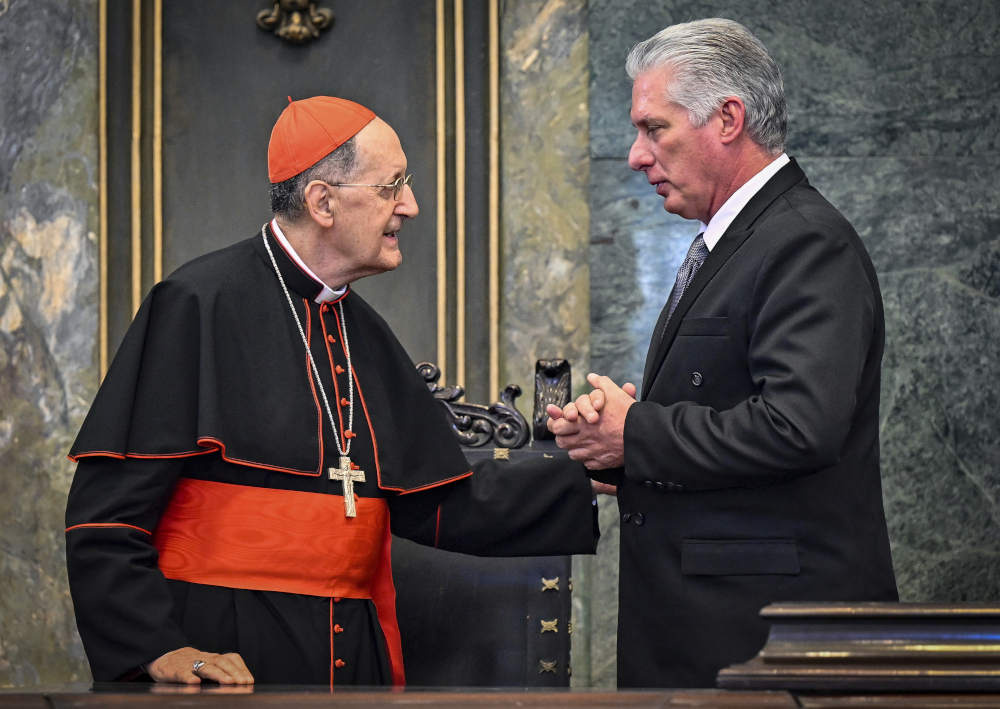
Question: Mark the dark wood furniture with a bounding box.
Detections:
[720,603,1000,693]
[6,685,1000,709]
[393,442,573,687]
[390,364,574,686]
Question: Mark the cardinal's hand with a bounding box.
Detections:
[147,647,254,684]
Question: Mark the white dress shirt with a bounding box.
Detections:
[270,218,347,303]
[699,153,790,251]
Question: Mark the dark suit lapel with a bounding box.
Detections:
[640,285,677,391]
[639,158,809,400]
[640,227,753,400]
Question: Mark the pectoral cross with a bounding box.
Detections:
[329,456,365,518]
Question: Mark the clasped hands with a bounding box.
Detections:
[546,372,637,494]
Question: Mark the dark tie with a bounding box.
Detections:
[666,232,709,323]
[641,232,709,393]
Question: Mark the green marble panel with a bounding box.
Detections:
[880,261,1000,600]
[586,0,1000,687]
[589,0,1000,159]
[500,0,590,399]
[0,0,99,686]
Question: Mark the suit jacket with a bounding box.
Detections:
[613,158,898,688]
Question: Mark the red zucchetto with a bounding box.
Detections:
[267,96,376,184]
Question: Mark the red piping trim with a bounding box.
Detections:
[122,450,213,459]
[329,598,335,692]
[69,439,326,476]
[434,505,442,549]
[66,522,151,535]
[68,451,126,462]
[392,469,474,495]
[196,437,322,477]
[69,446,473,491]
[68,448,213,463]
[332,307,383,487]
[319,310,347,439]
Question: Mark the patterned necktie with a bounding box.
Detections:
[666,232,709,322]
[641,232,710,395]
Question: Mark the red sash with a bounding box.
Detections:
[152,478,404,685]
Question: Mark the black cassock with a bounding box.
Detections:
[66,225,599,686]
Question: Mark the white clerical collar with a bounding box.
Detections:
[270,218,347,303]
[699,153,790,252]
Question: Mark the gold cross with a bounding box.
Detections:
[329,456,365,518]
[539,660,557,674]
[540,619,558,633]
[541,577,559,592]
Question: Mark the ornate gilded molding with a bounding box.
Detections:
[256,0,333,45]
[417,362,530,449]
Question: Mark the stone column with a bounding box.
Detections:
[500,0,590,398]
[500,0,592,686]
[0,0,100,685]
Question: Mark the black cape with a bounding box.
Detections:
[70,228,471,491]
[66,226,599,684]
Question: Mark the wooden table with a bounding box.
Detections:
[3,686,1000,709]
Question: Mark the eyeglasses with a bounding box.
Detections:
[325,174,413,201]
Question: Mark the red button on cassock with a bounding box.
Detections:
[335,365,345,374]
[327,335,335,343]
[333,624,344,634]
[344,430,355,439]
[335,659,345,668]
[340,398,349,407]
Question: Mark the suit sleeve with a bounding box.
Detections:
[388,453,600,557]
[65,457,190,681]
[624,220,876,491]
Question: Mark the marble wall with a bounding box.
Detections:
[500,0,590,399]
[498,1,595,683]
[0,0,98,686]
[583,0,1000,688]
[2,0,996,690]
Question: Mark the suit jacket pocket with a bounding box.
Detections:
[681,539,800,576]
[676,317,729,337]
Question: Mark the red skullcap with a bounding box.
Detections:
[268,96,376,184]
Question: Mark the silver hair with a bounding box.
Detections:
[625,18,787,155]
[269,136,361,221]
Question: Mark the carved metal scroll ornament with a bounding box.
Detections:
[257,0,333,45]
[417,362,530,449]
[532,359,571,441]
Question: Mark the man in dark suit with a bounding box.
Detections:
[549,18,898,688]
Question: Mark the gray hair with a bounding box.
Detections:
[625,18,787,154]
[269,136,361,221]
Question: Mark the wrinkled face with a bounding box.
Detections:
[628,69,719,223]
[328,118,418,277]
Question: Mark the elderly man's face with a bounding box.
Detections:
[329,118,418,277]
[628,70,721,223]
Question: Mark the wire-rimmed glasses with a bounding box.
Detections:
[325,174,413,200]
